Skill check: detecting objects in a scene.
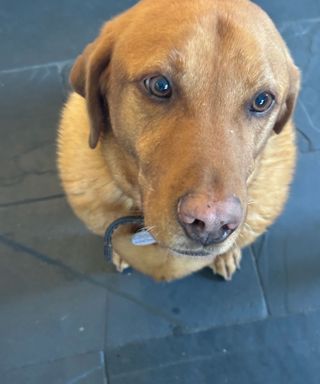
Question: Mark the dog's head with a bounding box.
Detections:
[70,0,300,259]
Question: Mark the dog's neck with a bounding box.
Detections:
[101,134,142,211]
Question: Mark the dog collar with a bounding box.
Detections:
[104,216,157,261]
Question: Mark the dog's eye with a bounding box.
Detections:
[144,76,172,98]
[250,92,275,113]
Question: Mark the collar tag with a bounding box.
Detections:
[131,230,157,246]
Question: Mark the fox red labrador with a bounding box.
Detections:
[58,0,300,281]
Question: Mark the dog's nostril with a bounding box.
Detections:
[191,219,206,231]
[219,224,234,241]
[222,224,232,233]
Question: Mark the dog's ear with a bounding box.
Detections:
[274,63,300,134]
[69,25,114,148]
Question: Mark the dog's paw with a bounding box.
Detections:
[209,247,242,281]
[112,251,130,273]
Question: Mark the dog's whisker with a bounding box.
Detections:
[142,225,156,233]
[244,222,254,232]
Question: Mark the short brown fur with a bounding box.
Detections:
[57,0,300,281]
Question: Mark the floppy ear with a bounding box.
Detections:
[69,26,113,148]
[274,63,300,134]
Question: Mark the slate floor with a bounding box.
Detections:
[0,0,320,383]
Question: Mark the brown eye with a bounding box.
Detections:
[250,92,275,113]
[144,76,172,98]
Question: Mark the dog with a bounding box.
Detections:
[57,0,300,281]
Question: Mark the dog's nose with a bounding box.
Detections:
[177,194,242,246]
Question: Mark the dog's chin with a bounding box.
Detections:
[159,232,239,260]
[168,248,217,261]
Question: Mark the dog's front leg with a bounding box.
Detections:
[209,246,242,281]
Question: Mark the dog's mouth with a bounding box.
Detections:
[168,248,213,258]
[166,226,242,259]
[103,215,238,264]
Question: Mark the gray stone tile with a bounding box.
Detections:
[108,310,320,384]
[0,273,107,372]
[0,198,110,276]
[0,198,112,371]
[252,152,320,316]
[253,0,320,25]
[0,0,138,71]
[0,66,65,204]
[105,248,267,349]
[280,19,320,153]
[2,351,107,384]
